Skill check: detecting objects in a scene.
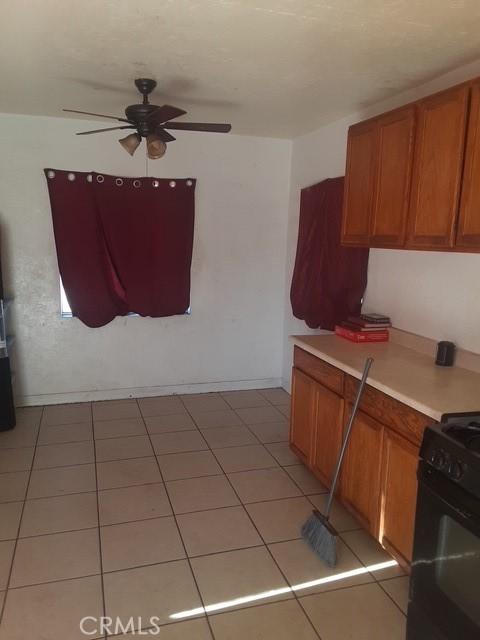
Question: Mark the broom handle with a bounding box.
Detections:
[324,357,374,519]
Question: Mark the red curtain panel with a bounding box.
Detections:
[92,173,195,318]
[290,177,369,330]
[45,169,129,328]
[44,169,195,327]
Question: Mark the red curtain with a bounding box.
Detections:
[290,177,369,330]
[45,169,195,328]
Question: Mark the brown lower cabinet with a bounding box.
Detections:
[311,382,343,487]
[379,428,420,563]
[290,346,432,568]
[290,367,317,465]
[340,407,383,535]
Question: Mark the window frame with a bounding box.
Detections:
[60,280,190,319]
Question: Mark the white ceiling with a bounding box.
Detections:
[1,0,480,138]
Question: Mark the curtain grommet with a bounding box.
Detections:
[169,180,176,188]
[186,179,193,187]
[115,178,124,186]
[96,175,104,183]
[86,174,93,182]
[133,179,141,188]
[152,180,160,188]
[47,170,55,179]
[67,172,76,182]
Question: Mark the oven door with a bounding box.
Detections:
[408,462,480,640]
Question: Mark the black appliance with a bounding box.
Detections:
[407,412,480,640]
[0,250,15,431]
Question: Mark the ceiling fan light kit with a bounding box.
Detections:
[64,78,232,159]
[146,134,167,159]
[119,132,141,156]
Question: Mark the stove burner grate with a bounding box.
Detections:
[443,422,480,453]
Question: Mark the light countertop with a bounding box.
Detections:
[290,334,480,421]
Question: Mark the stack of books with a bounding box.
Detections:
[335,313,391,343]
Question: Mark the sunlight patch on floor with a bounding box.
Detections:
[170,559,398,619]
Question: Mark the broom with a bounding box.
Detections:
[301,356,373,567]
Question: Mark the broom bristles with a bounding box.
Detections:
[301,510,338,568]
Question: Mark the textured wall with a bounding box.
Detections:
[0,114,291,404]
[282,59,480,388]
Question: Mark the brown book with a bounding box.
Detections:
[348,316,391,329]
[341,321,389,333]
[335,325,389,343]
[359,313,391,323]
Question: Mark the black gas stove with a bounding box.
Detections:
[407,412,480,640]
[420,413,480,496]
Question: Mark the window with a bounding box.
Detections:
[60,280,72,318]
[60,280,190,318]
[47,172,195,327]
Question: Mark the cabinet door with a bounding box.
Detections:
[457,83,480,249]
[379,429,419,564]
[341,120,378,246]
[407,85,469,249]
[311,383,344,488]
[289,367,315,465]
[340,408,383,534]
[370,107,415,247]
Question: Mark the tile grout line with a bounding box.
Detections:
[176,394,285,638]
[192,408,323,639]
[376,578,408,618]
[138,397,218,640]
[4,393,403,636]
[202,392,335,638]
[2,396,332,627]
[2,542,400,600]
[0,401,289,457]
[5,508,358,544]
[0,406,45,625]
[9,474,325,510]
[91,401,108,634]
[208,466,324,639]
[0,430,291,455]
[253,394,347,638]
[0,436,292,475]
[319,509,407,619]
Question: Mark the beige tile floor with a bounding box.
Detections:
[0,389,408,639]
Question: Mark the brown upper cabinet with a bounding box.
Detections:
[407,85,469,249]
[457,82,480,248]
[342,78,480,252]
[371,107,416,247]
[342,107,415,248]
[342,119,377,245]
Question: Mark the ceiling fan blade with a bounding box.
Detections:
[76,126,135,135]
[155,128,176,143]
[63,109,132,123]
[147,104,187,126]
[163,122,232,133]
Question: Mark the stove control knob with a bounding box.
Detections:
[430,449,447,469]
[448,461,465,481]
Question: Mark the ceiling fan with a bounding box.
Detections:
[63,78,232,159]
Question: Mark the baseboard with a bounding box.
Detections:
[16,377,283,407]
